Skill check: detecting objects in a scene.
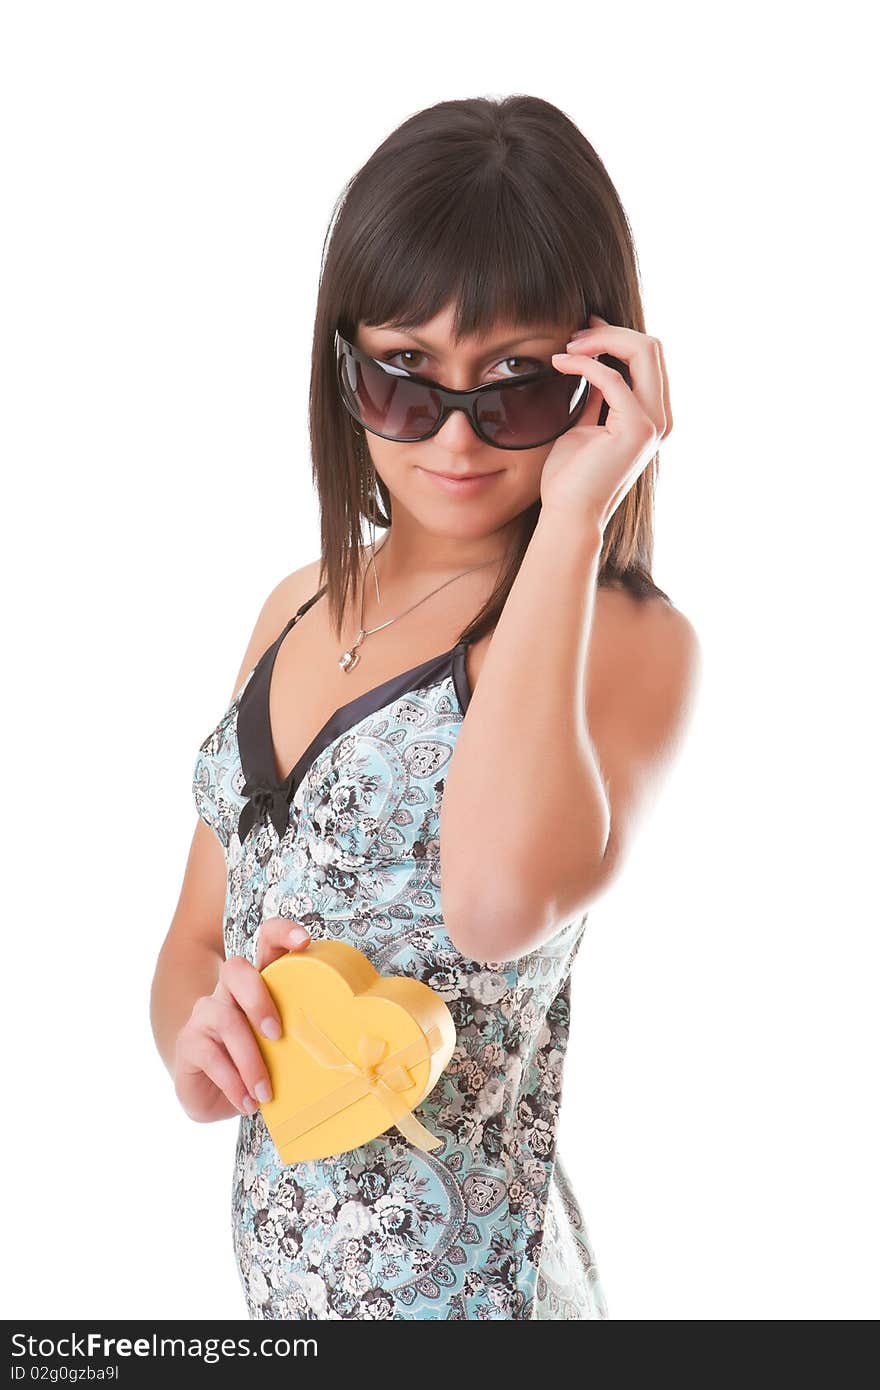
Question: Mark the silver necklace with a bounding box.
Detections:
[339,535,502,672]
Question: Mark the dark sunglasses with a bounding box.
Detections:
[335,328,593,450]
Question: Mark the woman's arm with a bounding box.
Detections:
[150,559,324,1078]
[440,509,700,962]
[440,316,700,963]
[438,511,600,959]
[150,825,227,1075]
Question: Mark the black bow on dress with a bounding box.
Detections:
[238,776,293,843]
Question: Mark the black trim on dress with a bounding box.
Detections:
[235,586,472,843]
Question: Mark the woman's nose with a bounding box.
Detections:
[432,406,485,451]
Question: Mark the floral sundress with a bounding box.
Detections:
[191,584,608,1320]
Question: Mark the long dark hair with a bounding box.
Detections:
[308,94,671,645]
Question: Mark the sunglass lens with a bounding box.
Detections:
[475,374,588,447]
[339,353,441,441]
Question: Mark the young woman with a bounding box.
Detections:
[151,94,700,1320]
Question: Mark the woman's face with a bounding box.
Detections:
[354,302,580,542]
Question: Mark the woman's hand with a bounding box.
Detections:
[540,313,672,528]
[172,917,311,1124]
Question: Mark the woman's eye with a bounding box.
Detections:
[495,356,543,377]
[385,349,426,370]
[385,351,544,377]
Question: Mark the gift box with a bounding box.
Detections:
[254,938,457,1163]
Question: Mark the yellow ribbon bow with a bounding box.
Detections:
[272,1004,445,1153]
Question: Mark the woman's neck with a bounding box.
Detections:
[363,527,513,588]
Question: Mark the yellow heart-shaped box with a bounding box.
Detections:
[254,938,457,1164]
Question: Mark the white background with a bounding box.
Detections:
[2,1,877,1321]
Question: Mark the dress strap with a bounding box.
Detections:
[293,582,329,622]
[257,581,329,671]
[235,581,329,808]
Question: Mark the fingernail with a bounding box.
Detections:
[551,352,567,360]
[241,1095,257,1114]
[289,925,309,945]
[254,1080,273,1104]
[261,1017,281,1040]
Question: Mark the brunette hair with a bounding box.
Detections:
[308,94,671,644]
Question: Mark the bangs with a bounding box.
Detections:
[339,176,589,345]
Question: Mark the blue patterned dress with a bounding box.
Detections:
[191,585,608,1320]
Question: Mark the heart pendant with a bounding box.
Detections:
[339,628,366,673]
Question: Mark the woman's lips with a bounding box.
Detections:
[416,467,504,496]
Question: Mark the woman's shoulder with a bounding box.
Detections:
[273,556,327,621]
[589,582,701,753]
[595,579,699,657]
[226,557,325,705]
